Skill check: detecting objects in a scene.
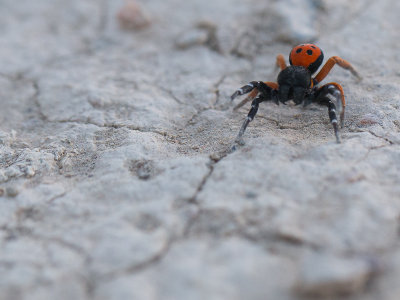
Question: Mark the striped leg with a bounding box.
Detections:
[314,83,345,143]
[231,81,277,101]
[231,81,278,111]
[327,100,340,143]
[325,82,345,128]
[235,95,264,144]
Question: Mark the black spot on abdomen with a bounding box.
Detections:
[307,49,313,55]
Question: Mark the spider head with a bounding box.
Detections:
[289,44,324,74]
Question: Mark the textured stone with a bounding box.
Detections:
[0,0,400,299]
[295,252,375,296]
[94,239,296,300]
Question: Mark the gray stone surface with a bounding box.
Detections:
[1,0,400,299]
[295,251,375,296]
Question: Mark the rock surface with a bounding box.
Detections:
[295,251,375,297]
[1,0,400,299]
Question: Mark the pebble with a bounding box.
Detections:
[117,0,151,30]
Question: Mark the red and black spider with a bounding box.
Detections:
[231,44,361,144]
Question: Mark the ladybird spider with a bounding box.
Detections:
[231,44,361,144]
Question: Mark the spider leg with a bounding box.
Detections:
[328,100,340,143]
[314,56,362,84]
[231,81,260,101]
[232,81,278,110]
[324,82,346,128]
[314,83,345,143]
[275,54,287,71]
[233,89,258,111]
[233,82,277,145]
[235,95,265,144]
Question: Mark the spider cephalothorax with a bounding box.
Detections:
[231,43,361,144]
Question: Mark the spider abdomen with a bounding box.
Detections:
[277,66,312,104]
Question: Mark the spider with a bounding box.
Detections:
[230,44,361,144]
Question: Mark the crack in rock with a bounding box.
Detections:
[30,80,47,122]
[184,147,233,236]
[185,74,229,127]
[96,238,172,282]
[213,74,228,108]
[46,118,172,140]
[187,160,215,206]
[157,85,185,105]
[350,128,395,145]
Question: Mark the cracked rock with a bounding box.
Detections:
[1,0,400,299]
[94,238,296,300]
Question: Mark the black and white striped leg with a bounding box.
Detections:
[327,100,340,143]
[325,84,344,128]
[231,81,265,101]
[235,95,263,144]
[314,83,345,143]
